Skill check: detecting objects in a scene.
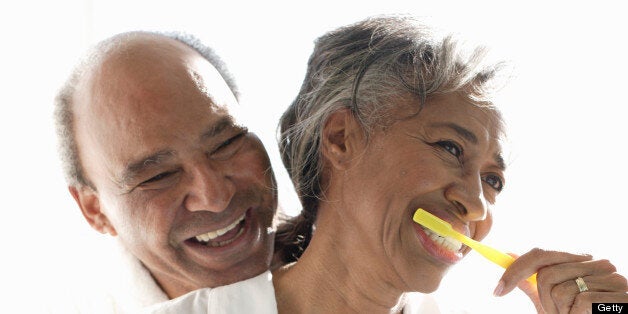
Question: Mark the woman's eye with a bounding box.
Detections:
[483,174,504,192]
[436,140,463,158]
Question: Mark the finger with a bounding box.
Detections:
[535,259,616,313]
[537,259,617,284]
[539,259,623,314]
[579,273,628,293]
[570,291,628,314]
[516,278,544,314]
[504,253,544,313]
[550,279,578,314]
[495,249,591,314]
[496,248,592,296]
[549,273,628,314]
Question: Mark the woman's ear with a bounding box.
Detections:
[321,108,364,171]
[69,186,118,236]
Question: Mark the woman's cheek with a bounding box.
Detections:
[473,209,493,241]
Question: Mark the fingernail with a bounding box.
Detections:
[493,280,505,297]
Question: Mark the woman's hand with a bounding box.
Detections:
[493,248,628,314]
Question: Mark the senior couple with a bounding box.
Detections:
[56,16,627,313]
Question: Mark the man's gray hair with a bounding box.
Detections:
[53,31,238,188]
[275,15,505,263]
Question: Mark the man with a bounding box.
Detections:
[54,31,278,312]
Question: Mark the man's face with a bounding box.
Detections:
[71,36,277,298]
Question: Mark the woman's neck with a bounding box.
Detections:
[273,204,407,314]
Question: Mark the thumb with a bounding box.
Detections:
[516,276,543,313]
[494,249,591,296]
[493,253,544,313]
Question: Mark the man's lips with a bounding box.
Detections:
[186,210,249,248]
[193,213,246,243]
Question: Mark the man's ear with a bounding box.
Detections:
[321,108,365,171]
[69,186,117,236]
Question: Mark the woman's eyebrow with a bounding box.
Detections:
[494,153,506,171]
[429,122,478,144]
[428,122,505,170]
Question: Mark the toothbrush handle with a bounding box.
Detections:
[464,237,514,268]
[463,237,538,285]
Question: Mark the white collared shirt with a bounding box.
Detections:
[143,270,277,314]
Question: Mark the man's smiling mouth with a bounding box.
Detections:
[192,213,246,247]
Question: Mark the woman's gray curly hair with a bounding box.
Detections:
[274,15,505,263]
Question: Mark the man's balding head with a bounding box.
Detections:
[55,32,277,298]
[55,32,239,188]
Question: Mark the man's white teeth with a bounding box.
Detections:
[207,228,244,247]
[423,227,463,252]
[195,213,245,243]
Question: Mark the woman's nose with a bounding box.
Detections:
[444,171,487,221]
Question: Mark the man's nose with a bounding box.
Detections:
[444,170,487,221]
[183,163,235,213]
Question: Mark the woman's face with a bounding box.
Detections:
[332,92,505,293]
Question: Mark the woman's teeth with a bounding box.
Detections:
[423,227,463,252]
[195,213,245,244]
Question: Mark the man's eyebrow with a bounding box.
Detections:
[118,149,176,187]
[201,117,233,140]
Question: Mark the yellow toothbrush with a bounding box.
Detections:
[413,208,537,285]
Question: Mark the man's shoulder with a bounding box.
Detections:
[144,270,277,314]
[44,240,168,313]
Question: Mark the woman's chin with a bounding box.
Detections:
[407,269,447,293]
[415,279,442,293]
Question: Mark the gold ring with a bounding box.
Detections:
[575,277,588,292]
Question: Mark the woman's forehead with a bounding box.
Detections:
[390,93,504,136]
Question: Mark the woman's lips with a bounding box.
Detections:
[422,226,463,251]
[413,219,464,264]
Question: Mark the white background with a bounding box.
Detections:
[1,1,626,312]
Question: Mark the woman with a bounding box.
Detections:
[272,15,628,313]
[145,15,627,314]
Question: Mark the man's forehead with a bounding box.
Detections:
[93,35,197,94]
[72,34,245,181]
[79,34,239,116]
[187,56,241,114]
